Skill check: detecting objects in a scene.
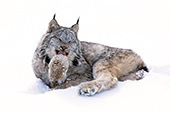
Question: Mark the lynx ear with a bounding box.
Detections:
[47,14,61,33]
[70,17,79,33]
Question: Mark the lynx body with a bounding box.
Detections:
[32,15,148,96]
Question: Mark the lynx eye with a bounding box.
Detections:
[73,40,77,43]
[58,38,62,42]
[68,40,71,43]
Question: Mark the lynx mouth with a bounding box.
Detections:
[56,50,68,56]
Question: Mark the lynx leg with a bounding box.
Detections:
[49,55,69,88]
[118,70,145,81]
[32,52,50,86]
[79,75,118,96]
[79,60,118,96]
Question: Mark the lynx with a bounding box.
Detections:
[32,14,149,96]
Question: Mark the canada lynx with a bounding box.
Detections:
[32,14,149,96]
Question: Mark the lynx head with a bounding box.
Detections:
[39,14,81,66]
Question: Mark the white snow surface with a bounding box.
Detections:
[0,0,170,113]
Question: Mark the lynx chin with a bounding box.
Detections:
[32,14,149,96]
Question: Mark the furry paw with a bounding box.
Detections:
[79,82,99,96]
[134,70,144,80]
[49,54,69,87]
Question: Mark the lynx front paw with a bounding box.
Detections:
[79,82,99,96]
[49,55,69,87]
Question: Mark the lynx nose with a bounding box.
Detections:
[60,45,68,50]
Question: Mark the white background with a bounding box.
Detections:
[0,0,170,113]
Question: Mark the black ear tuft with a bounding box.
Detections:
[76,17,80,24]
[70,17,80,33]
[53,14,56,20]
[47,14,60,33]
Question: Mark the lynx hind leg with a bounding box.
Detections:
[49,55,69,88]
[79,60,118,96]
[118,70,145,81]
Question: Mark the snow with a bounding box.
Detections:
[0,0,170,113]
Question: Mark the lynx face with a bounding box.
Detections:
[39,14,81,66]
